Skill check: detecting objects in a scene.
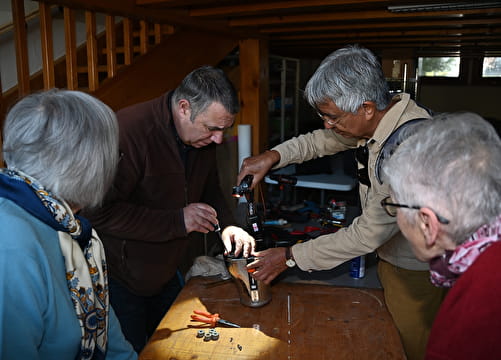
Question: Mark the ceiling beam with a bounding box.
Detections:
[260,17,501,34]
[189,0,387,17]
[273,36,501,47]
[229,8,501,27]
[135,0,180,4]
[272,28,501,41]
[42,0,231,32]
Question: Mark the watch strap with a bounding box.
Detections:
[285,247,296,267]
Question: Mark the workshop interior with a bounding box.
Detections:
[1,1,500,359]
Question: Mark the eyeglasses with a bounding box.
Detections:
[380,196,450,224]
[316,109,341,126]
[355,144,371,187]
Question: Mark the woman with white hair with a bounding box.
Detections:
[381,112,501,359]
[0,89,136,359]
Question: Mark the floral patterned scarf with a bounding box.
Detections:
[0,169,108,359]
[429,214,501,288]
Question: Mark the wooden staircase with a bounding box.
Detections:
[1,0,269,171]
[1,0,239,113]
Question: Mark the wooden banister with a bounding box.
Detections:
[0,0,242,173]
[0,0,241,132]
[2,0,177,103]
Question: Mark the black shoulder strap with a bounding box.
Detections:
[375,117,430,185]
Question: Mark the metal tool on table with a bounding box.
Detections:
[213,222,230,253]
[191,310,240,328]
[227,174,272,307]
[231,174,266,251]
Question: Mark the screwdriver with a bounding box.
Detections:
[213,223,230,253]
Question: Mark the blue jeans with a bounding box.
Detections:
[108,274,183,353]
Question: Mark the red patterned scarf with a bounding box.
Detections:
[430,214,501,287]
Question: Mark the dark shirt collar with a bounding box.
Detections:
[167,92,193,162]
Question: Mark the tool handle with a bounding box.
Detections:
[192,310,220,327]
[193,310,220,319]
[269,174,298,185]
[191,314,217,327]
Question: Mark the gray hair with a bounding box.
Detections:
[2,89,119,209]
[304,44,392,113]
[382,112,501,244]
[171,65,240,121]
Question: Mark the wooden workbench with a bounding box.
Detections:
[139,276,405,360]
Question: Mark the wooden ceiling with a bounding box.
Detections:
[131,0,501,58]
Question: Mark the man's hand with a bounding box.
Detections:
[246,247,288,284]
[221,226,255,257]
[183,203,218,234]
[237,150,281,189]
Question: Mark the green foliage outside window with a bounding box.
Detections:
[418,57,460,77]
[483,57,501,77]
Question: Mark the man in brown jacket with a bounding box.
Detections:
[85,66,255,352]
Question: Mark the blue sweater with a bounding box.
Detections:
[0,198,137,359]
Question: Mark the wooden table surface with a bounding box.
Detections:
[139,276,405,360]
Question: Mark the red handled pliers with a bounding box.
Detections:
[191,310,240,328]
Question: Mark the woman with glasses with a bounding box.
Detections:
[382,112,501,359]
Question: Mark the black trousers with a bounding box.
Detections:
[108,274,183,353]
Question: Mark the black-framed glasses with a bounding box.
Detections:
[355,144,370,187]
[380,196,450,224]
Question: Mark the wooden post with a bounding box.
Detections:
[85,11,99,91]
[139,20,148,54]
[123,18,134,65]
[64,7,78,89]
[39,2,55,89]
[11,0,30,96]
[105,15,117,78]
[239,38,269,201]
[239,38,269,157]
[154,23,162,44]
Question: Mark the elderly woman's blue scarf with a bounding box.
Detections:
[0,169,109,360]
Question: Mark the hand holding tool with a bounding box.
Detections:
[191,310,240,328]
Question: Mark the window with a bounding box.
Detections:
[418,57,460,77]
[482,57,501,78]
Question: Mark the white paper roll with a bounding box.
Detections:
[238,124,252,171]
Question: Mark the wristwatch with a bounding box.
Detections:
[285,247,296,267]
